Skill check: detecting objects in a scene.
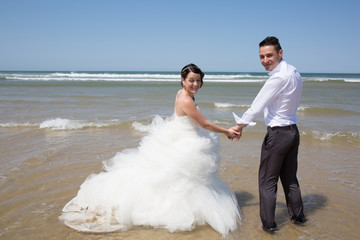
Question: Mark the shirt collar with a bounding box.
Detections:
[268,59,284,76]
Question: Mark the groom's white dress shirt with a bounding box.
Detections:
[235,60,302,127]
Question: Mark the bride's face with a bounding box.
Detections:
[182,72,202,95]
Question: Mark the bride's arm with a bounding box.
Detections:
[181,98,238,138]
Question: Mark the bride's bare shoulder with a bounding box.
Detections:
[175,90,195,116]
[176,90,194,103]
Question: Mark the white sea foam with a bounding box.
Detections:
[303,130,360,142]
[0,122,37,128]
[1,72,267,83]
[131,121,151,132]
[39,118,109,130]
[1,71,359,83]
[297,105,311,111]
[311,131,340,141]
[212,120,230,125]
[344,79,360,83]
[51,72,179,79]
[302,76,360,82]
[328,177,360,191]
[214,102,250,108]
[0,118,124,130]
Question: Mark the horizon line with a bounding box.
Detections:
[1,70,360,75]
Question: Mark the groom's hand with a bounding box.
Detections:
[227,126,241,141]
[230,125,246,141]
[236,124,247,141]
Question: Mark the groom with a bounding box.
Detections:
[232,36,306,233]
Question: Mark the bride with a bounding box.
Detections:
[59,64,241,237]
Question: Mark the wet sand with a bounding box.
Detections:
[1,127,359,240]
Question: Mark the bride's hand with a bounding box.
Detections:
[226,128,240,140]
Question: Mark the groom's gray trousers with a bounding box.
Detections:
[259,124,304,228]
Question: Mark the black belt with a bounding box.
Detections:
[268,124,297,131]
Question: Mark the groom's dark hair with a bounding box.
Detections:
[259,36,282,53]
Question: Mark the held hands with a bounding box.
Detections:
[226,127,240,140]
[226,127,241,141]
[227,124,246,141]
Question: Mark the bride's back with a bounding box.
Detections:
[174,89,195,117]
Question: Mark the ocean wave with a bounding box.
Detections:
[302,130,360,143]
[344,79,360,83]
[0,118,126,130]
[0,122,38,128]
[302,76,360,83]
[328,177,360,191]
[214,102,251,108]
[1,117,172,131]
[215,103,360,116]
[297,106,313,111]
[132,121,152,132]
[39,118,118,130]
[2,118,359,145]
[0,72,266,83]
[297,105,360,115]
[51,72,180,79]
[4,76,180,82]
[134,120,360,144]
[1,71,360,83]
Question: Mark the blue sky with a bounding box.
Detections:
[1,0,359,73]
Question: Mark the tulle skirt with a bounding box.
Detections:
[59,115,241,237]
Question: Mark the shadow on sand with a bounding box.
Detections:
[234,191,327,228]
[235,191,255,208]
[276,193,328,225]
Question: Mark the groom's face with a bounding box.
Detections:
[259,45,283,71]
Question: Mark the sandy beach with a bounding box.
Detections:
[1,128,359,240]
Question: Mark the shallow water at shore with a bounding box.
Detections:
[0,126,359,240]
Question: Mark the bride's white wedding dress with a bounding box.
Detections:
[59,115,241,237]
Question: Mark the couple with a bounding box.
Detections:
[60,36,306,236]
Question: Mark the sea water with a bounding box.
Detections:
[0,71,359,239]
